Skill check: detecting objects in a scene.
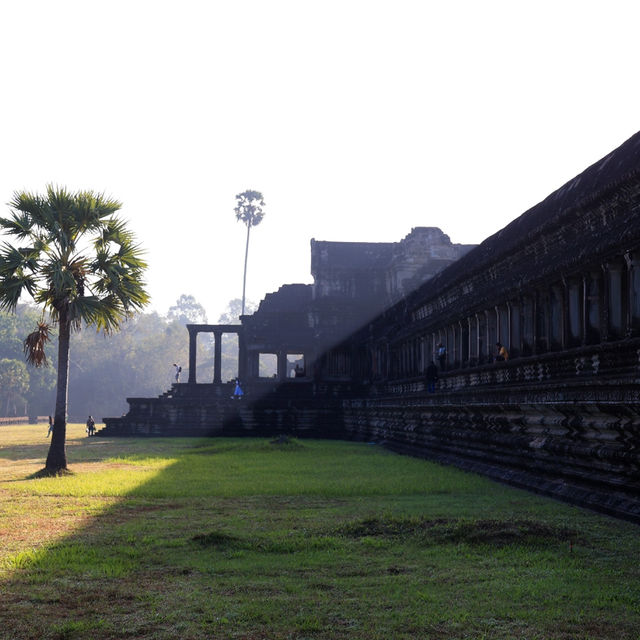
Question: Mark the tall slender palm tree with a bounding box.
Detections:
[0,185,149,472]
[234,190,265,316]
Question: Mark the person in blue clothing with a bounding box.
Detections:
[437,343,446,371]
[233,379,244,399]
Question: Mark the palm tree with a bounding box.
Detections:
[234,190,265,316]
[0,185,149,472]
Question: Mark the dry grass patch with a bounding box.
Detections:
[0,493,118,568]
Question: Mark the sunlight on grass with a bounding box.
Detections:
[8,459,177,497]
[3,542,136,577]
[1,424,179,496]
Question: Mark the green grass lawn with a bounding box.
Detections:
[1,424,639,639]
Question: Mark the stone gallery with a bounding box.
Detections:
[103,131,640,522]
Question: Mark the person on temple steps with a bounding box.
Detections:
[437,343,446,371]
[233,379,244,399]
[495,342,509,362]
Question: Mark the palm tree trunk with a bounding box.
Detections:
[241,223,251,316]
[45,311,70,471]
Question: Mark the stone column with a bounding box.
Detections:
[532,291,539,354]
[457,321,465,365]
[213,331,222,384]
[607,260,625,339]
[601,264,611,342]
[550,284,564,349]
[626,252,640,334]
[247,350,259,378]
[495,305,502,345]
[187,326,198,384]
[474,313,484,362]
[277,350,287,380]
[584,270,602,345]
[565,276,582,346]
[484,310,493,358]
[237,330,247,380]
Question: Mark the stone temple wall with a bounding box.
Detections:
[335,131,640,522]
[103,131,640,522]
[341,338,640,522]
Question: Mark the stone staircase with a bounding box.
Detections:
[99,380,346,439]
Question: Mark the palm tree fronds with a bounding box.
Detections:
[0,212,37,240]
[70,295,124,334]
[8,190,49,221]
[94,216,135,249]
[77,191,122,218]
[0,243,33,272]
[90,269,150,313]
[41,260,79,303]
[72,190,122,234]
[0,273,40,311]
[23,322,51,367]
[234,190,266,227]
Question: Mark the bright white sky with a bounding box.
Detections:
[1,0,639,322]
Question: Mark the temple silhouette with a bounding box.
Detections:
[103,131,640,523]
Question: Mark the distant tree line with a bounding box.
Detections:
[0,296,253,421]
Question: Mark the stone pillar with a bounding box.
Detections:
[277,350,287,380]
[550,284,564,349]
[565,276,582,346]
[626,252,640,334]
[475,312,485,362]
[468,317,476,362]
[605,259,625,339]
[213,331,222,383]
[581,273,589,346]
[584,270,602,344]
[601,264,611,341]
[458,321,466,365]
[485,310,494,358]
[532,291,539,354]
[516,299,524,357]
[187,326,198,384]
[237,330,247,380]
[247,350,259,378]
[496,305,509,349]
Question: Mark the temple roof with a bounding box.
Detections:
[310,227,472,274]
[255,284,312,314]
[310,239,393,271]
[412,130,640,304]
[492,130,640,252]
